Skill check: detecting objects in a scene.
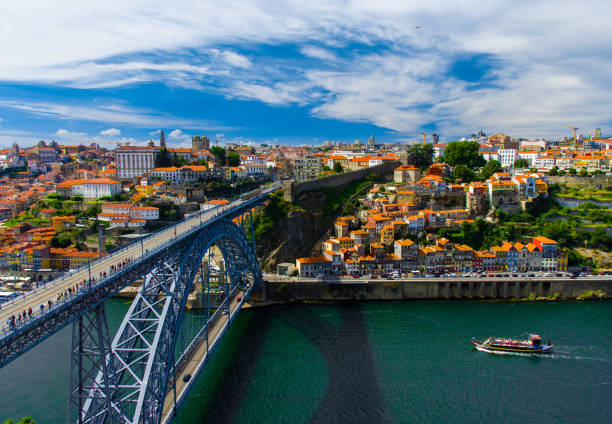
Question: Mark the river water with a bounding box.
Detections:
[1,300,611,423]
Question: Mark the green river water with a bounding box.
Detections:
[1,300,611,423]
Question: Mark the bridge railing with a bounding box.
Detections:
[0,183,280,308]
[0,183,281,338]
[174,283,249,368]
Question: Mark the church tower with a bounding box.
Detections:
[160,130,166,149]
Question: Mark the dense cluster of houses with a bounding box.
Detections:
[434,132,612,172]
[297,235,567,277]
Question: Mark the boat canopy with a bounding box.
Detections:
[528,334,542,345]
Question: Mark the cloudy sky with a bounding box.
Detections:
[0,1,610,147]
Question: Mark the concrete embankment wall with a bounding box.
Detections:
[283,161,400,202]
[265,279,611,301]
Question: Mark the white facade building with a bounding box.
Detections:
[518,151,539,166]
[533,156,556,170]
[498,149,518,167]
[57,179,121,199]
[116,146,158,179]
[98,203,159,227]
[150,167,183,184]
[38,148,59,163]
[131,206,160,220]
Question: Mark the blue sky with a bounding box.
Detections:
[0,1,611,147]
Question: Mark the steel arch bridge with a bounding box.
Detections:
[69,218,261,424]
[0,183,280,424]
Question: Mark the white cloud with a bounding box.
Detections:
[168,129,189,139]
[217,51,251,68]
[54,128,87,139]
[300,46,336,61]
[226,82,304,105]
[0,99,231,130]
[99,127,121,137]
[1,1,611,137]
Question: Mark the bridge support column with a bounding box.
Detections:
[68,304,113,424]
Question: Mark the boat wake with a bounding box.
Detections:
[475,346,611,361]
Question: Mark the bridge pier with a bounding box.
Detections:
[68,304,113,424]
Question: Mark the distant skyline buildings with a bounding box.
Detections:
[0,125,609,149]
[0,2,611,147]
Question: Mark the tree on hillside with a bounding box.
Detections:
[227,152,241,167]
[453,164,476,183]
[514,158,529,168]
[579,168,588,177]
[211,146,226,165]
[3,417,35,424]
[155,149,172,167]
[568,167,577,176]
[333,162,344,173]
[548,166,559,176]
[479,160,502,180]
[173,155,187,167]
[407,143,434,170]
[442,141,486,168]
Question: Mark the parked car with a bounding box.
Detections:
[183,374,192,383]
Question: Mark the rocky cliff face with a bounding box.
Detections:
[258,191,328,272]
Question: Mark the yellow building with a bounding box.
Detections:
[135,184,154,196]
[52,216,76,233]
[535,179,548,196]
[335,236,355,250]
[381,224,395,246]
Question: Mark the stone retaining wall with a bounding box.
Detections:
[283,161,400,202]
[265,279,611,301]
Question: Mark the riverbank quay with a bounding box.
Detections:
[263,276,611,301]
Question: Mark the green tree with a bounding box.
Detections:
[227,152,241,166]
[513,158,529,168]
[173,155,187,167]
[479,160,502,180]
[548,166,559,176]
[558,169,567,176]
[333,162,344,173]
[322,165,332,172]
[568,167,577,176]
[85,204,101,217]
[578,168,588,177]
[3,417,35,424]
[155,148,172,167]
[211,146,226,165]
[452,164,476,183]
[198,159,208,166]
[442,141,486,168]
[590,228,612,248]
[406,143,434,170]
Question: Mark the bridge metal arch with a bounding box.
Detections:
[74,218,261,424]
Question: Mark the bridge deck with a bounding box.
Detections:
[161,288,246,423]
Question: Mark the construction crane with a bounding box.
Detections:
[566,125,579,148]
